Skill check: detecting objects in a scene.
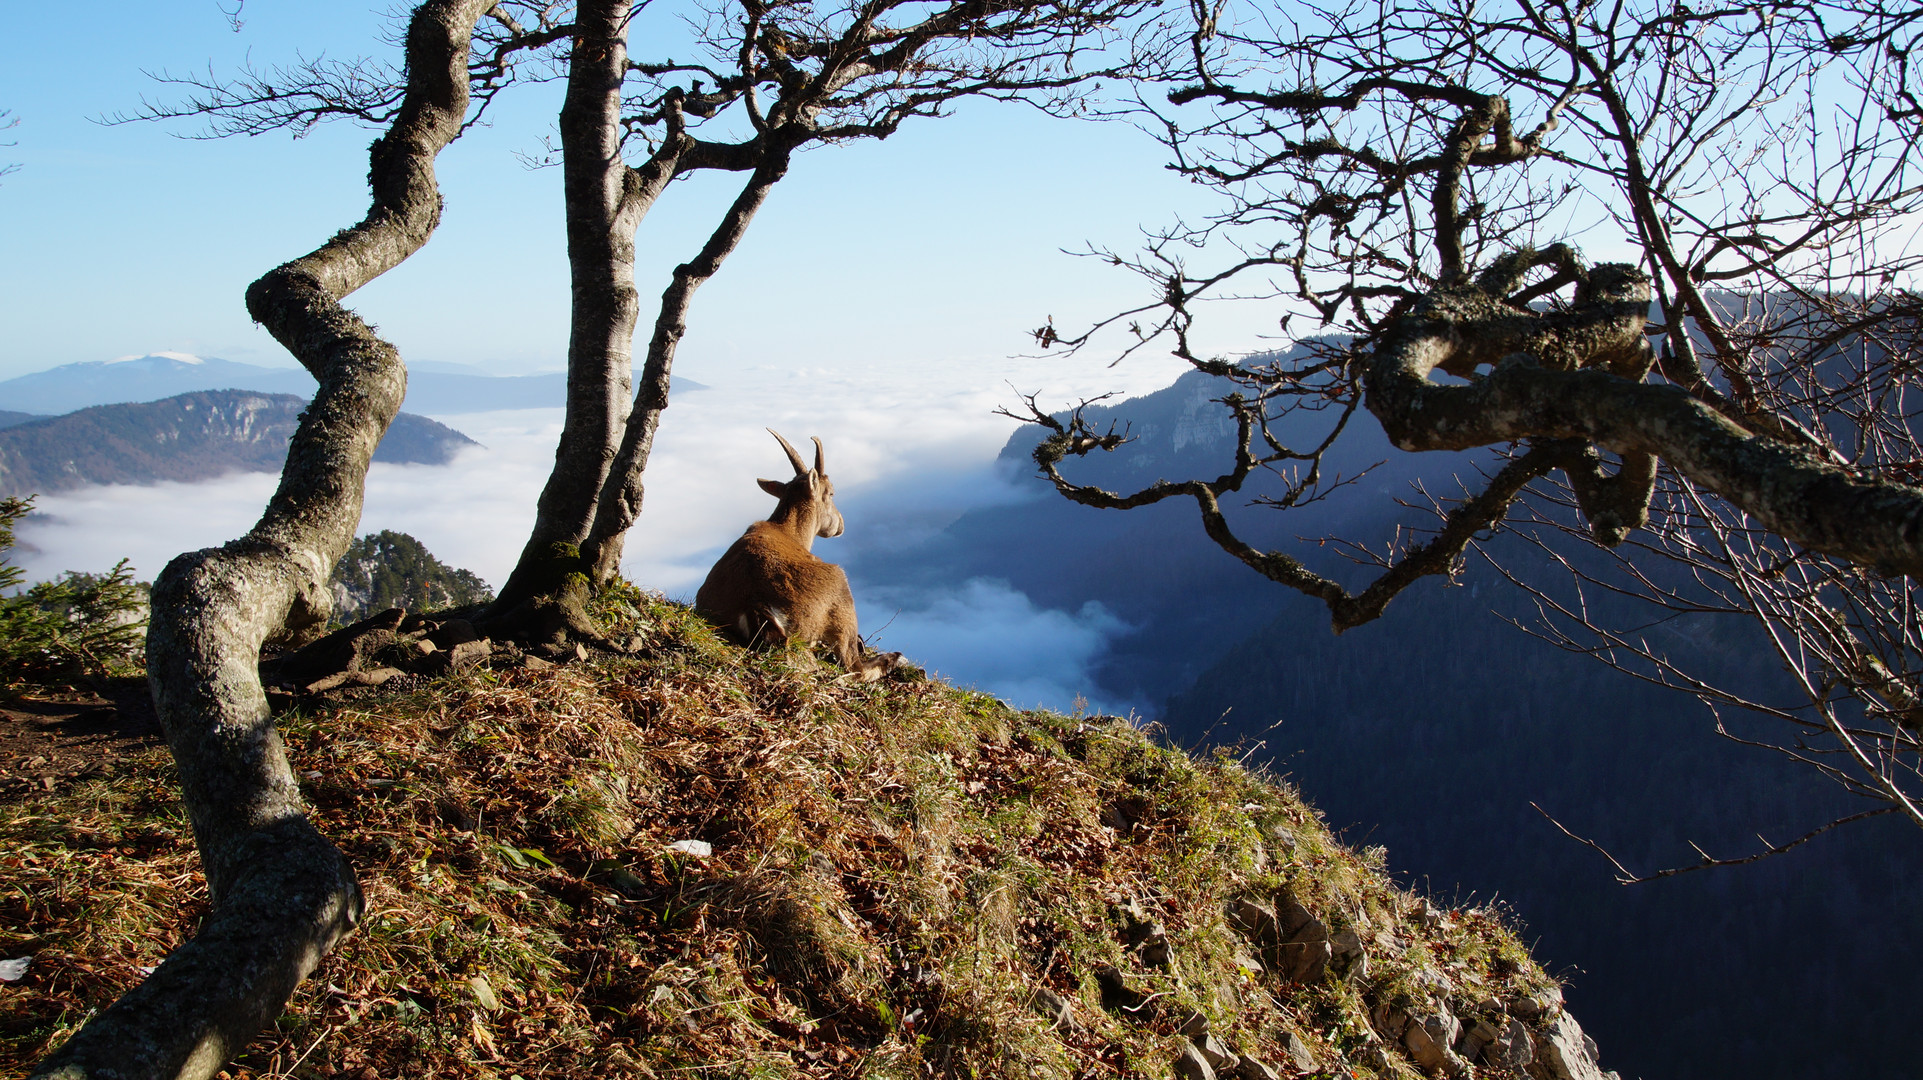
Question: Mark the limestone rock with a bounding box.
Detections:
[1534,1010,1608,1080]
[1274,887,1316,937]
[1354,1043,1393,1072]
[1193,1033,1238,1072]
[1115,898,1162,945]
[1372,1002,1410,1040]
[1095,966,1148,1015]
[1116,897,1171,967]
[1173,1043,1217,1080]
[1330,927,1368,981]
[1030,986,1076,1032]
[1235,1056,1282,1080]
[1276,1030,1317,1074]
[1228,898,1280,944]
[1457,1018,1501,1061]
[1142,938,1173,969]
[1483,1017,1534,1069]
[1403,1009,1463,1073]
[1510,986,1562,1019]
[1270,887,1332,984]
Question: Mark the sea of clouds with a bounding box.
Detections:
[10,353,1181,714]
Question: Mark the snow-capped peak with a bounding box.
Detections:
[106,351,206,366]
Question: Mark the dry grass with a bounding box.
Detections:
[0,592,1560,1080]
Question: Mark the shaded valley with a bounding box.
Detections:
[850,366,1923,1080]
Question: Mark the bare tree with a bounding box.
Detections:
[38,0,1155,1074]
[135,0,1156,645]
[1015,0,1923,839]
[485,0,1155,643]
[1,108,19,182]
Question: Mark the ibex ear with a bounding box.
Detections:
[757,478,788,498]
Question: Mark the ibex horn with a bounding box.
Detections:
[812,436,826,476]
[769,428,808,476]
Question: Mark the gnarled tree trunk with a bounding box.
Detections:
[489,0,787,631]
[496,0,648,614]
[579,143,795,584]
[31,3,490,1077]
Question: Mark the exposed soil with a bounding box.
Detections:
[0,678,165,803]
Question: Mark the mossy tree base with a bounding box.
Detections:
[476,542,617,651]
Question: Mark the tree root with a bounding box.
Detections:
[261,605,650,697]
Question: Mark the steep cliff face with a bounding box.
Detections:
[1164,572,1923,1080]
[0,592,1617,1079]
[845,362,1923,1080]
[0,390,476,497]
[847,348,1446,711]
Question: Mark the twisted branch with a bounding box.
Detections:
[31,4,491,1077]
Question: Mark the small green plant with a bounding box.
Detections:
[0,495,149,684]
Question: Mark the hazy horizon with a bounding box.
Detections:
[0,5,1283,391]
[6,352,1175,715]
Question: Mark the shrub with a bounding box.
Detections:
[0,496,148,685]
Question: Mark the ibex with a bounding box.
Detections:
[695,430,902,682]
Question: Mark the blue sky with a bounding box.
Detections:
[0,1,1262,386]
[0,1,1269,714]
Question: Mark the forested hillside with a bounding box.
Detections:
[0,354,706,416]
[329,530,495,625]
[0,391,475,497]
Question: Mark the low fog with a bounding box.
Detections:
[10,354,1174,715]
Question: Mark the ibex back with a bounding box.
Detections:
[695,430,901,682]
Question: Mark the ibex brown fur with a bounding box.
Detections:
[695,430,902,682]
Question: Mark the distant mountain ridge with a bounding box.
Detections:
[847,343,1458,710]
[0,354,708,417]
[0,390,476,498]
[847,354,1923,1080]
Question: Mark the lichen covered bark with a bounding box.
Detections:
[579,144,795,585]
[1365,262,1923,575]
[499,0,653,609]
[31,3,491,1077]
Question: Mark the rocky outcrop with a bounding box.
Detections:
[1090,857,1617,1080]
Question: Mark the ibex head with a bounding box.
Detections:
[758,429,844,543]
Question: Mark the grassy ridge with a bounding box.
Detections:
[1,593,1580,1079]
